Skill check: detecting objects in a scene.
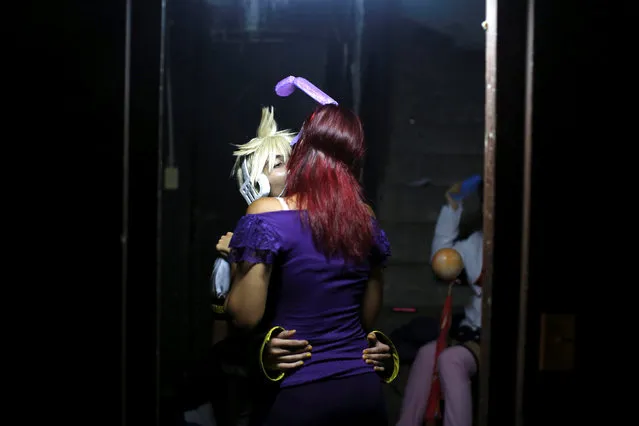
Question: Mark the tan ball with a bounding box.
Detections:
[432,247,464,282]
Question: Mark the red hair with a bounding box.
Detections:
[286,104,373,262]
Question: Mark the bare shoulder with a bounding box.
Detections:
[246,197,284,215]
[365,204,376,218]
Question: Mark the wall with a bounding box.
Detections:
[400,0,486,50]
[376,19,485,309]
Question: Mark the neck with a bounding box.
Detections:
[276,184,287,197]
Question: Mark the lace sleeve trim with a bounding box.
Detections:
[370,220,391,267]
[228,215,282,265]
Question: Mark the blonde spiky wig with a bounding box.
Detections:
[231,106,295,190]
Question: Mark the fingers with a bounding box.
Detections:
[268,342,312,356]
[363,333,392,370]
[271,352,311,363]
[265,332,311,371]
[363,357,386,369]
[363,340,392,369]
[218,232,233,246]
[364,352,392,362]
[217,232,232,255]
[363,344,392,362]
[363,350,390,371]
[363,342,390,354]
[271,360,305,371]
[264,334,312,371]
[268,329,310,357]
[276,329,296,339]
[270,337,310,349]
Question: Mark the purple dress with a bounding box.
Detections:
[228,210,391,425]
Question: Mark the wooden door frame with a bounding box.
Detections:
[479,0,534,425]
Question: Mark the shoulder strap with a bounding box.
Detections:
[275,197,289,210]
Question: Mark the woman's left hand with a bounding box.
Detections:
[264,329,312,371]
[363,332,392,372]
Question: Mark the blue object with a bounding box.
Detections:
[450,175,482,201]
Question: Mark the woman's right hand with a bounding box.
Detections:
[264,329,312,371]
[216,232,233,257]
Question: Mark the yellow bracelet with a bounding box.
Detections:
[371,330,400,384]
[259,326,286,382]
[212,304,225,314]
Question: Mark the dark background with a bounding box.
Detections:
[31,0,608,424]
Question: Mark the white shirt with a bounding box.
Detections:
[431,204,483,330]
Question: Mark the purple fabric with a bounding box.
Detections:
[228,211,391,388]
[255,373,388,426]
[227,215,282,265]
[371,220,391,267]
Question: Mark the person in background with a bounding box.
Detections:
[396,181,483,426]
